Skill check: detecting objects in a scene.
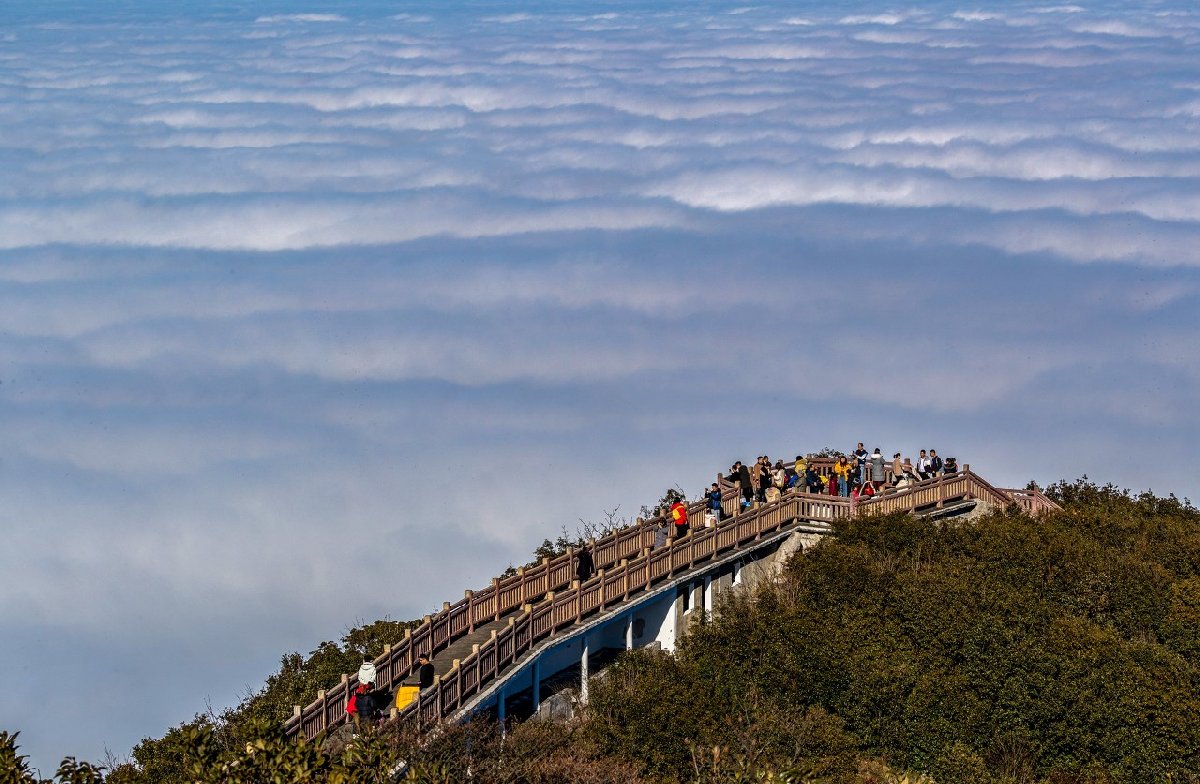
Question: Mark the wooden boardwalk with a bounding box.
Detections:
[283,460,1057,740]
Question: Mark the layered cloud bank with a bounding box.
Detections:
[2,0,1199,771]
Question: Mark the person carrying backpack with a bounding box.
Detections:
[670,498,689,539]
[347,660,380,724]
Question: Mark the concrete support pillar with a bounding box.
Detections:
[580,635,590,705]
[532,659,541,714]
[703,574,713,615]
[625,613,634,650]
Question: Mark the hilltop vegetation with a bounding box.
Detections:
[5,479,1200,783]
[586,479,1200,783]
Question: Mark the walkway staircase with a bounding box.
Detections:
[283,459,1057,740]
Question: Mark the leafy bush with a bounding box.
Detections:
[586,485,1200,783]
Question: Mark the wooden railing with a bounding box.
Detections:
[404,491,853,726]
[997,487,1058,516]
[284,459,1058,739]
[283,492,725,739]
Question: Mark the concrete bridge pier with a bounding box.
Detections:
[532,658,541,713]
[580,634,590,705]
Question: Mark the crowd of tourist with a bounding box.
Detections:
[704,444,960,522]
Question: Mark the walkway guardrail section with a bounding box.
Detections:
[284,463,1057,739]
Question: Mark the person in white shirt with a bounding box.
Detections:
[916,449,931,480]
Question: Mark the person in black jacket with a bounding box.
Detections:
[805,466,823,494]
[736,461,753,505]
[576,545,595,583]
[417,654,435,690]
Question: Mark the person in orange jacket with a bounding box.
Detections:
[669,498,689,539]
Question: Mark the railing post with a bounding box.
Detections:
[621,558,630,600]
[598,568,607,611]
[465,590,475,632]
[492,578,501,621]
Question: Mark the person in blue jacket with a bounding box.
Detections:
[706,482,723,521]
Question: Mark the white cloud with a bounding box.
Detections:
[255,14,348,24]
[4,0,1200,772]
[839,13,911,25]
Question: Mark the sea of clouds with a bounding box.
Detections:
[2,0,1199,771]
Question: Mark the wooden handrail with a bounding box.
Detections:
[285,486,720,737]
[399,490,838,725]
[285,458,1058,739]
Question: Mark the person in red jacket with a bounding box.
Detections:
[669,498,689,540]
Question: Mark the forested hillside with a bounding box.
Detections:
[5,479,1199,784]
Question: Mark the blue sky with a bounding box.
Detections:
[2,0,1199,773]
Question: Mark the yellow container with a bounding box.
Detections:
[395,685,421,710]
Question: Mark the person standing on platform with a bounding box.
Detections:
[736,461,753,506]
[929,449,944,476]
[853,443,869,484]
[706,482,723,522]
[417,654,435,691]
[576,545,595,583]
[805,464,822,494]
[870,448,886,491]
[670,497,689,539]
[347,660,379,724]
[833,455,853,497]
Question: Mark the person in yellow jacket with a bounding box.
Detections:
[833,456,853,497]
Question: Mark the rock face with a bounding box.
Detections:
[537,688,579,723]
